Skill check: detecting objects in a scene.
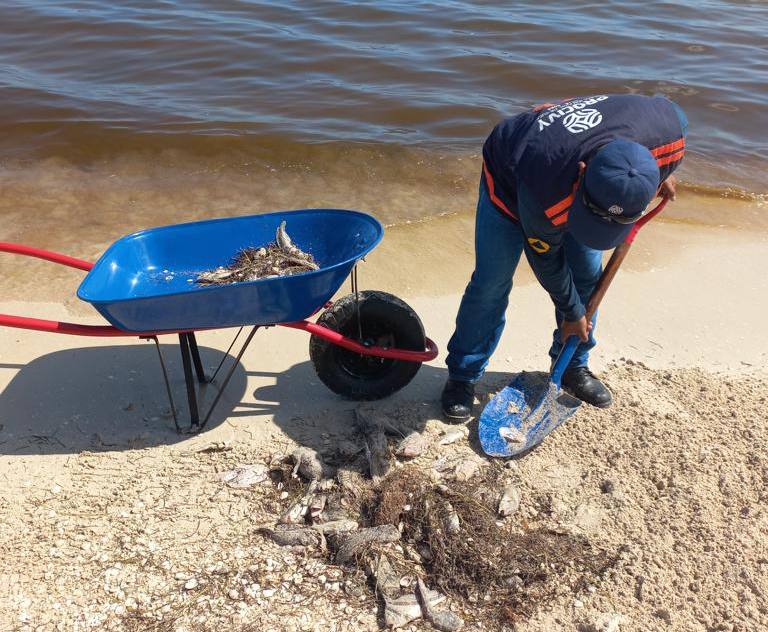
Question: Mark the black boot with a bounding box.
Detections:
[561,367,612,408]
[441,379,475,422]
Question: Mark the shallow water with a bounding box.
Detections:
[0,0,766,238]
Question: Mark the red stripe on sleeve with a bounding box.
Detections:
[651,138,685,158]
[656,149,685,167]
[482,162,518,220]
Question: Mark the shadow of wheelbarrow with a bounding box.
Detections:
[0,342,247,455]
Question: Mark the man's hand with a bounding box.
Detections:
[560,316,592,343]
[658,175,678,201]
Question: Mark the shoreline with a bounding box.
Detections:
[1,152,766,265]
[2,195,767,370]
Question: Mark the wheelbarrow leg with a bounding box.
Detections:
[187,332,208,384]
[143,336,181,434]
[198,325,259,432]
[179,333,200,428]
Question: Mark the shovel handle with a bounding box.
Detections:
[584,196,668,320]
[551,196,668,385]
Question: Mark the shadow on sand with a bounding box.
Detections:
[245,361,534,462]
[0,341,247,455]
[1,339,552,461]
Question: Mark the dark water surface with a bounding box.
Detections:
[0,0,766,234]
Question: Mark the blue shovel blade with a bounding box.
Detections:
[479,372,581,458]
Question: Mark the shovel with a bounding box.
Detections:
[479,197,669,458]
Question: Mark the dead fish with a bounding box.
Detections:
[279,500,309,525]
[363,427,390,481]
[337,469,367,500]
[334,524,400,564]
[368,552,402,599]
[439,428,467,446]
[291,447,324,481]
[276,220,299,255]
[384,592,423,629]
[195,441,232,454]
[311,519,358,534]
[416,579,464,632]
[453,459,480,482]
[279,480,318,524]
[276,221,317,268]
[259,525,322,547]
[498,484,521,517]
[384,582,447,629]
[196,266,236,284]
[395,432,429,458]
[309,494,327,521]
[283,255,319,271]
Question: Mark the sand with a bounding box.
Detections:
[1,197,767,631]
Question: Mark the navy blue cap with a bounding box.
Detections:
[569,139,660,250]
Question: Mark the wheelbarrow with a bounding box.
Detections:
[0,209,438,432]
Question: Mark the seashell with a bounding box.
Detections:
[439,429,467,445]
[498,484,521,517]
[499,426,526,445]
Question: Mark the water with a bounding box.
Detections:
[0,0,766,243]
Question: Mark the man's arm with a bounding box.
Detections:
[517,183,585,325]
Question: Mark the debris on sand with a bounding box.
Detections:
[260,454,616,629]
[218,463,269,487]
[369,467,616,626]
[355,407,391,480]
[416,578,464,632]
[395,432,430,458]
[498,483,521,517]
[196,221,318,285]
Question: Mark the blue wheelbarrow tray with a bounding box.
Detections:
[77,209,383,332]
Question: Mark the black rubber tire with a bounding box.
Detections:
[309,290,426,400]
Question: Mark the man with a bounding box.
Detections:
[442,94,687,421]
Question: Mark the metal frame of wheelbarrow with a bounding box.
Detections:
[0,243,438,433]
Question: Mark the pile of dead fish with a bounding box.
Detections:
[257,440,466,631]
[196,221,318,285]
[247,407,529,630]
[223,405,612,630]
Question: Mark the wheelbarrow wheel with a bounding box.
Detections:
[309,290,425,400]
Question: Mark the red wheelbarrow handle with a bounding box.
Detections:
[0,242,94,271]
[283,320,438,362]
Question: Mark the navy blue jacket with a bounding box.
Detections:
[482,94,687,321]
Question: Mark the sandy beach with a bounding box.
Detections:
[1,190,767,631]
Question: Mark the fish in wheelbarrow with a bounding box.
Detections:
[196,221,318,285]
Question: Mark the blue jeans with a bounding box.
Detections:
[446,178,602,382]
